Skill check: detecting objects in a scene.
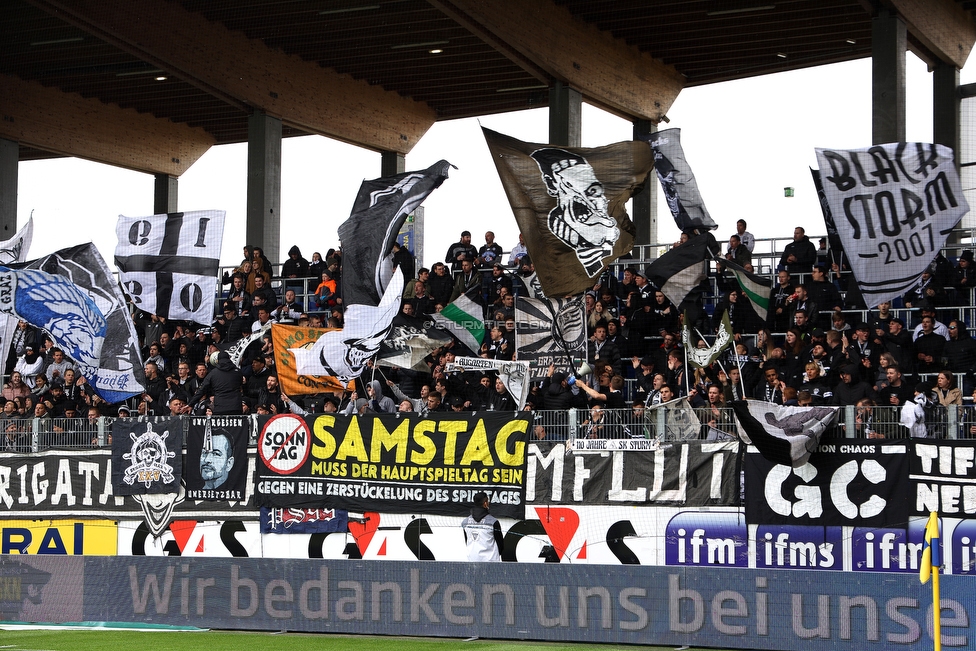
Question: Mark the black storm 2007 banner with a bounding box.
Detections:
[184,416,250,501]
[254,412,530,518]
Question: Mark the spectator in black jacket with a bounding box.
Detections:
[779,227,817,274]
[832,364,874,406]
[188,351,244,415]
[946,319,976,394]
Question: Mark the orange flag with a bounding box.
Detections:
[271,324,349,396]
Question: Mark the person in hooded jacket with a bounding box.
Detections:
[365,380,396,413]
[461,491,503,561]
[187,351,244,415]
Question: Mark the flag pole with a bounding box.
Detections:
[933,559,941,651]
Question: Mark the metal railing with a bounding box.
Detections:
[3,404,976,454]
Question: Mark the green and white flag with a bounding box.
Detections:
[723,259,770,321]
[431,294,485,353]
[684,311,733,369]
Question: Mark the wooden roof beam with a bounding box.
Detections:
[886,0,976,69]
[428,0,685,122]
[30,0,436,154]
[0,73,213,176]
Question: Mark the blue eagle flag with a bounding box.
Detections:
[4,244,146,403]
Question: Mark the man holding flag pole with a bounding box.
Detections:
[920,511,943,651]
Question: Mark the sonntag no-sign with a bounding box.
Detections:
[254,412,530,518]
[258,414,311,475]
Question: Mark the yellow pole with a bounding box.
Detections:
[933,562,941,651]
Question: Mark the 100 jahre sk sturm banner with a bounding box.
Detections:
[254,412,530,518]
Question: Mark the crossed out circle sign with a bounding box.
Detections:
[259,414,310,475]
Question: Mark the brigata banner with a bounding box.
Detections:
[526,441,740,506]
[254,412,530,518]
[744,439,910,526]
[814,143,970,308]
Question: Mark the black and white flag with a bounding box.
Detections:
[14,244,145,404]
[640,128,718,233]
[339,160,452,307]
[645,232,719,307]
[732,400,838,467]
[115,210,226,324]
[111,418,182,496]
[377,312,453,373]
[515,295,586,380]
[814,143,970,308]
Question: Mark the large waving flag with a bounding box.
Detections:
[430,294,485,355]
[12,244,145,403]
[639,128,718,233]
[483,127,654,297]
[339,160,452,307]
[290,270,404,382]
[814,143,969,308]
[732,400,838,467]
[115,210,226,324]
[645,232,719,307]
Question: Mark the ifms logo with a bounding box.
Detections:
[951,519,976,575]
[665,512,747,567]
[755,524,842,570]
[852,517,928,573]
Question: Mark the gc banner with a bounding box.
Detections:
[254,412,530,518]
[744,440,910,526]
[526,441,740,506]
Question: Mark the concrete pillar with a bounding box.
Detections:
[0,138,17,239]
[548,81,582,147]
[246,111,282,265]
[871,8,906,144]
[380,151,405,177]
[153,173,178,215]
[632,119,658,249]
[933,62,960,160]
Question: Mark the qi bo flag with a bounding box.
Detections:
[115,210,226,324]
[640,128,718,232]
[483,127,654,296]
[814,143,970,308]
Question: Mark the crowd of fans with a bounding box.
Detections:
[3,220,976,450]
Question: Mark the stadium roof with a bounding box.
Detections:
[1,0,975,175]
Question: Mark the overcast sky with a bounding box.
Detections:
[15,51,971,271]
